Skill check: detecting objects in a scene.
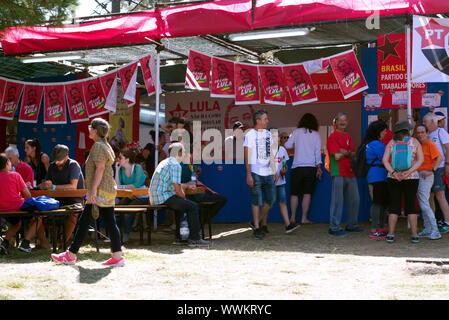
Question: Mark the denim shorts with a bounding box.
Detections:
[249,173,276,207]
[276,184,287,203]
[432,167,445,192]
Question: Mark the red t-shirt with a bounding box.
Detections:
[326,130,355,177]
[0,171,27,212]
[15,161,34,186]
[382,129,394,146]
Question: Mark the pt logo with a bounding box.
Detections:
[415,18,449,76]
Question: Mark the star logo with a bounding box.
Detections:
[378,35,402,63]
[169,103,188,118]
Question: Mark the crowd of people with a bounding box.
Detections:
[1,109,449,265]
[244,108,449,244]
[0,116,226,264]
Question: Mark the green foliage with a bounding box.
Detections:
[0,0,79,30]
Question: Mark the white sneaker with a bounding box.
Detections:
[429,232,442,240]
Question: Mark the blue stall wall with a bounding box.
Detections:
[200,47,449,223]
[16,75,78,163]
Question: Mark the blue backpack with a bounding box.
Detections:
[20,196,60,212]
[391,137,413,171]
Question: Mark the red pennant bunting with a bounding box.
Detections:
[258,65,286,105]
[100,71,118,112]
[234,62,260,105]
[43,85,67,124]
[185,50,211,91]
[0,79,6,106]
[65,82,90,123]
[329,49,369,99]
[19,84,44,123]
[139,55,156,96]
[211,57,235,98]
[0,81,24,120]
[283,64,318,105]
[82,77,108,117]
[118,62,138,106]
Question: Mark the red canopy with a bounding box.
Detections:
[2,0,449,55]
[253,0,449,29]
[0,0,252,54]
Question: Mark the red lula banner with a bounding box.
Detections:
[44,84,67,124]
[65,82,90,123]
[258,65,286,105]
[82,77,108,117]
[0,78,6,106]
[139,55,156,96]
[100,70,118,112]
[185,50,212,91]
[19,84,44,123]
[210,57,235,98]
[118,62,138,106]
[234,62,260,105]
[283,63,318,105]
[329,49,369,99]
[0,81,24,120]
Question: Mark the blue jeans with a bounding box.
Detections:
[165,195,201,240]
[329,176,360,232]
[249,173,276,207]
[418,172,440,235]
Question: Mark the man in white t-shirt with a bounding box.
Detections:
[244,110,277,239]
[424,112,449,233]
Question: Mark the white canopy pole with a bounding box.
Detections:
[406,23,412,122]
[153,48,161,231]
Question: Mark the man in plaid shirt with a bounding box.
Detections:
[149,142,210,247]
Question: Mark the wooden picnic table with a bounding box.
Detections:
[30,186,206,198]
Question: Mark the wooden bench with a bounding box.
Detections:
[114,205,166,247]
[0,208,81,253]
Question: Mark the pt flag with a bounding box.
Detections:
[234,62,260,105]
[283,63,318,105]
[329,49,368,99]
[185,50,211,91]
[43,84,67,124]
[0,81,24,120]
[210,57,235,98]
[258,65,286,105]
[19,84,43,123]
[412,15,449,82]
[65,82,89,123]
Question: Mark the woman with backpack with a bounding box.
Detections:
[364,120,389,239]
[382,120,423,243]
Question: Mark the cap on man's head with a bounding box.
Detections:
[52,144,69,162]
[393,120,414,133]
[435,111,446,121]
[233,121,243,130]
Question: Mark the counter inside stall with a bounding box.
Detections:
[198,157,372,224]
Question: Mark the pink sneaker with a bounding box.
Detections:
[51,250,76,265]
[101,255,125,267]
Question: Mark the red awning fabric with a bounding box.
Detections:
[1,0,252,55]
[2,0,449,55]
[253,0,449,29]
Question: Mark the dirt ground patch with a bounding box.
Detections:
[1,218,449,300]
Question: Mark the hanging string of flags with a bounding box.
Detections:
[0,54,159,124]
[185,49,369,105]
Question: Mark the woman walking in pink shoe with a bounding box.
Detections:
[51,118,124,267]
